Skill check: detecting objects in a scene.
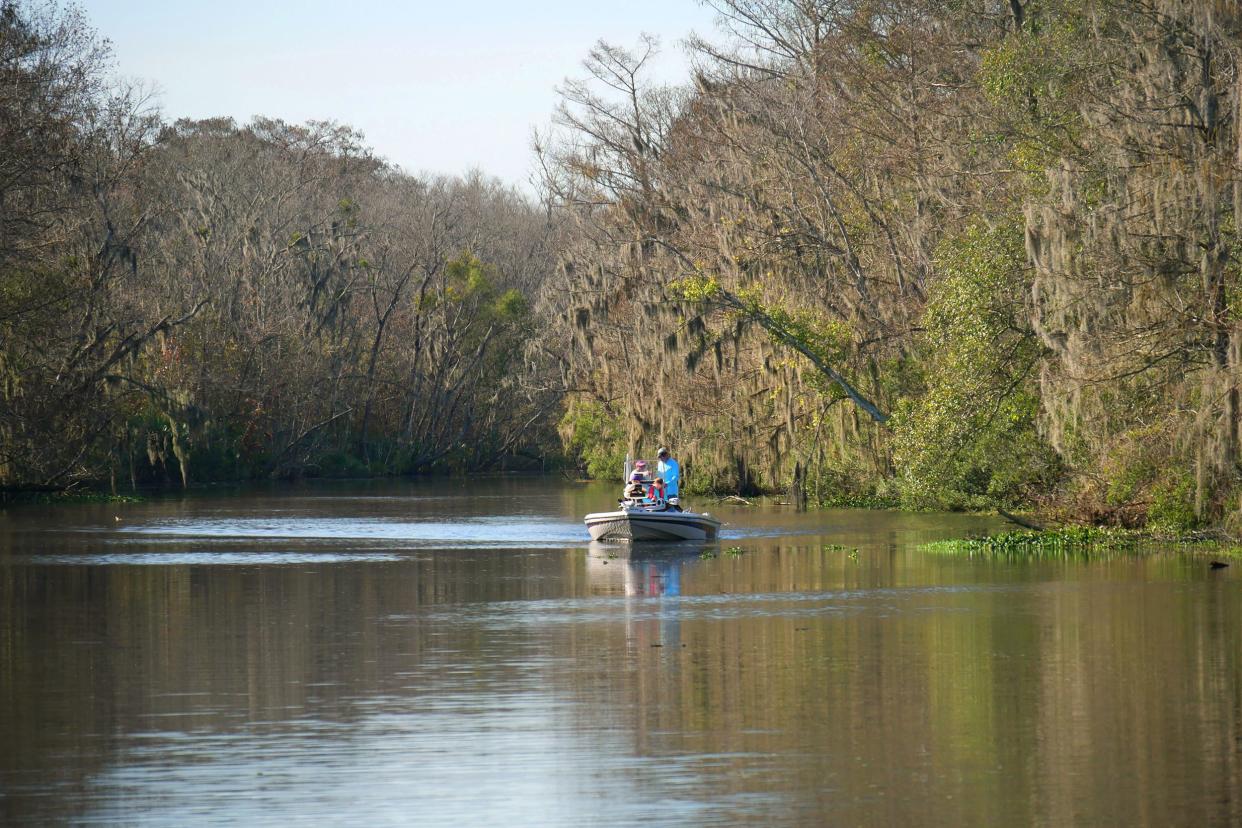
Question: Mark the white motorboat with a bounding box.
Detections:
[584,503,721,542]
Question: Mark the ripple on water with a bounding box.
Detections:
[400,583,1018,627]
[73,703,782,828]
[115,516,592,548]
[24,550,410,566]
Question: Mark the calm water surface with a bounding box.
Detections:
[1,478,1239,826]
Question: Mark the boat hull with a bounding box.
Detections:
[584,507,721,542]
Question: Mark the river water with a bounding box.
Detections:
[1,478,1239,826]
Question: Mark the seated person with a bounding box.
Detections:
[647,477,666,504]
[623,472,648,502]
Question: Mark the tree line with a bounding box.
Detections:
[5,0,1241,533]
[541,0,1242,531]
[1,1,562,494]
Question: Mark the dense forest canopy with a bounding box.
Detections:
[542,0,1242,531]
[3,0,1241,531]
[0,0,563,492]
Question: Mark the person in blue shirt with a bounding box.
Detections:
[656,447,681,510]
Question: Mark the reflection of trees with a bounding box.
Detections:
[0,547,581,822]
[572,549,1242,825]
[2,535,1240,824]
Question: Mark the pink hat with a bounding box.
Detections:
[634,460,647,468]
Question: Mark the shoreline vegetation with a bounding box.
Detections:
[5,2,1242,536]
[922,526,1242,560]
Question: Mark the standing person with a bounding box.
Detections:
[656,447,681,510]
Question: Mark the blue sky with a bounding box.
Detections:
[79,1,718,187]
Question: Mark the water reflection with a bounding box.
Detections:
[1,479,1239,826]
[586,541,713,597]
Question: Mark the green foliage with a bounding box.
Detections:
[673,278,856,393]
[978,12,1085,132]
[818,489,900,509]
[444,251,531,329]
[979,20,1079,110]
[893,220,1060,510]
[975,10,1089,200]
[444,251,493,302]
[1096,423,1166,509]
[1210,546,1242,560]
[741,290,852,375]
[1070,425,1203,530]
[922,526,1139,556]
[811,469,900,509]
[559,399,628,480]
[669,273,720,302]
[1147,472,1197,535]
[493,288,528,320]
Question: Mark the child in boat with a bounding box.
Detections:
[647,477,666,505]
